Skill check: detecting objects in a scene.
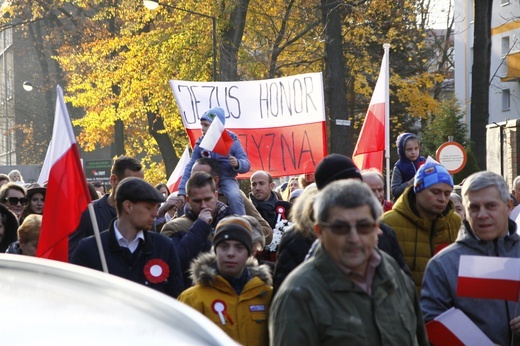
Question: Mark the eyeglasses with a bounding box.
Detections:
[319,220,377,235]
[5,197,27,205]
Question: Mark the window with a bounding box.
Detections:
[502,36,510,56]
[502,89,511,111]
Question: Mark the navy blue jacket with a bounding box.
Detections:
[69,194,116,257]
[71,220,184,298]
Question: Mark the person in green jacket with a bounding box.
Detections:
[269,180,428,346]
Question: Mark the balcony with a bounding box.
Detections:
[501,51,520,82]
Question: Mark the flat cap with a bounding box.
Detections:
[116,177,165,204]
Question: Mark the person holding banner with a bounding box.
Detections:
[421,171,520,346]
[177,107,250,216]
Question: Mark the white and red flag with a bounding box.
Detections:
[426,307,494,346]
[352,45,390,172]
[199,115,234,156]
[457,255,520,301]
[36,85,91,262]
[166,146,191,193]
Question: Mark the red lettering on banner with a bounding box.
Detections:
[186,122,326,178]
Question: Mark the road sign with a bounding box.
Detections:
[436,141,467,174]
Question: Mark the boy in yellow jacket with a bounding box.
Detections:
[178,216,272,346]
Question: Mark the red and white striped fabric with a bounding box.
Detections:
[166,146,190,193]
[36,86,91,262]
[426,307,494,346]
[352,48,388,171]
[457,255,520,301]
[199,116,234,156]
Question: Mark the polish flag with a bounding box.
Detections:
[457,255,520,301]
[36,86,91,262]
[426,307,494,346]
[352,47,389,172]
[199,116,234,156]
[166,146,190,193]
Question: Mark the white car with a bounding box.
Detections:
[0,254,238,345]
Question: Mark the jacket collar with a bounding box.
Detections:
[108,219,153,255]
[313,245,397,293]
[189,252,272,287]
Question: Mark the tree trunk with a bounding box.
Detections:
[321,0,351,155]
[219,0,250,81]
[470,0,492,170]
[147,110,178,176]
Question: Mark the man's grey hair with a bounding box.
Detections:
[513,175,520,189]
[314,180,382,223]
[361,168,384,183]
[461,171,511,205]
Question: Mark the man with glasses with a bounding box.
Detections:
[0,182,26,220]
[269,180,427,345]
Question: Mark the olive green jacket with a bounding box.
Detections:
[269,245,428,346]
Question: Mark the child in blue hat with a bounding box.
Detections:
[177,107,250,215]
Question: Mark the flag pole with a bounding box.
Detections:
[383,43,391,200]
[88,203,108,273]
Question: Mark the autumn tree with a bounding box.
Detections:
[344,0,444,168]
[1,0,454,185]
[420,98,479,183]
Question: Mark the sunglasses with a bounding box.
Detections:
[5,197,27,205]
[319,220,377,235]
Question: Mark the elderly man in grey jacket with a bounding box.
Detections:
[421,171,520,346]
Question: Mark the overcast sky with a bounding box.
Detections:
[428,0,453,29]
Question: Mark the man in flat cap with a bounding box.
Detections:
[71,177,184,298]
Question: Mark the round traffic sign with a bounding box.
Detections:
[436,141,467,174]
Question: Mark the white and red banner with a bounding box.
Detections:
[457,255,520,301]
[36,86,92,262]
[170,73,327,178]
[167,146,191,193]
[352,46,389,172]
[426,307,494,346]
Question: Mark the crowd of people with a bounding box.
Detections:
[4,107,520,345]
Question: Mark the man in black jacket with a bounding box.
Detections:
[249,170,292,228]
[69,155,144,257]
[71,177,184,298]
[312,154,409,274]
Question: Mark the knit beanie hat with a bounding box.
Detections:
[213,217,253,255]
[314,154,363,190]
[414,162,453,194]
[200,107,226,125]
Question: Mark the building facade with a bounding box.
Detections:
[455,0,520,185]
